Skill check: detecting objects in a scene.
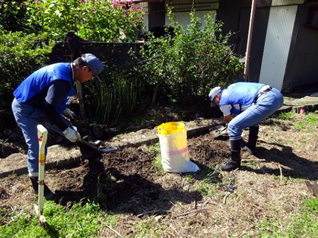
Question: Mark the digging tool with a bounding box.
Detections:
[210,125,228,139]
[34,124,48,224]
[78,137,117,158]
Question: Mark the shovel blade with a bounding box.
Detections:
[211,125,227,138]
[100,147,117,153]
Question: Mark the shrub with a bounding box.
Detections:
[24,0,145,42]
[138,10,244,106]
[0,30,54,110]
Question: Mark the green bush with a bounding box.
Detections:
[0,30,54,110]
[138,10,244,106]
[24,0,145,42]
[0,1,30,32]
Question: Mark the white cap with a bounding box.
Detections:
[209,87,221,107]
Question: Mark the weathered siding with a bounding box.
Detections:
[284,4,318,92]
[217,0,270,82]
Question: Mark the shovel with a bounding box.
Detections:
[210,125,228,139]
[78,137,117,158]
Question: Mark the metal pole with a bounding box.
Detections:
[244,0,257,81]
[34,124,48,224]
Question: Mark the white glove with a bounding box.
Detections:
[63,108,76,120]
[63,127,81,142]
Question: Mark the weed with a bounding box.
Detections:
[149,142,161,154]
[134,219,163,237]
[196,183,216,197]
[149,143,166,174]
[277,111,294,120]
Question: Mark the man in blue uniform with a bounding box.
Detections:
[209,82,284,171]
[12,53,104,199]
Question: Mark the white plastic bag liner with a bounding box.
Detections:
[157,122,199,173]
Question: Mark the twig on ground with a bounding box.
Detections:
[193,200,197,209]
[170,200,177,207]
[223,191,232,205]
[176,208,212,217]
[271,162,283,180]
[241,159,267,163]
[104,224,122,237]
[202,197,212,207]
[137,209,171,217]
[170,223,185,238]
[278,163,283,181]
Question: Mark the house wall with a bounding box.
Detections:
[217,0,270,82]
[283,4,318,92]
[258,5,298,90]
[217,0,316,92]
[141,0,316,92]
[166,0,219,29]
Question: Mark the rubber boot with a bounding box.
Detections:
[216,139,241,171]
[30,177,55,201]
[242,126,259,155]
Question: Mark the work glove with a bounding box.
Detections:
[63,108,76,120]
[63,127,81,142]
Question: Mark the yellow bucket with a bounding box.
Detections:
[157,122,185,136]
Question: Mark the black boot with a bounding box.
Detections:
[30,177,55,200]
[242,126,259,155]
[216,139,241,171]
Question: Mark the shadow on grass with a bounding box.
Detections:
[242,141,318,180]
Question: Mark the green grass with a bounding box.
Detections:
[256,198,318,238]
[149,142,166,174]
[0,201,119,238]
[277,111,295,120]
[195,182,216,197]
[277,111,318,131]
[284,198,318,238]
[134,219,165,237]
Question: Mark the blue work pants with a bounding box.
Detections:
[11,98,72,177]
[227,88,284,140]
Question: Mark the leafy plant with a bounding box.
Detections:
[137,9,244,106]
[24,0,145,42]
[0,1,30,32]
[0,30,54,110]
[85,68,149,125]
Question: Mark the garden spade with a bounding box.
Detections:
[78,137,117,158]
[210,125,228,139]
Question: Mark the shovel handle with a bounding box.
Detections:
[78,138,99,150]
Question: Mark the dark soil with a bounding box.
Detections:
[50,133,229,213]
[0,111,317,237]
